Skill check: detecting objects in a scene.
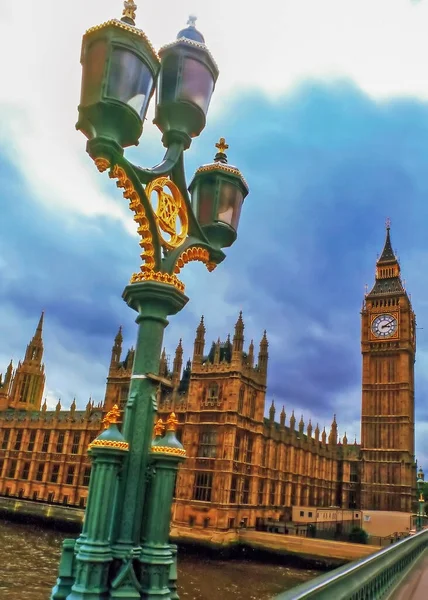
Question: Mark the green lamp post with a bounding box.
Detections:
[417,467,425,531]
[52,1,248,599]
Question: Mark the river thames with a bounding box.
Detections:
[0,519,322,599]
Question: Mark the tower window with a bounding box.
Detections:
[14,430,23,451]
[66,465,75,485]
[270,481,275,505]
[7,460,17,479]
[258,480,264,505]
[36,463,45,481]
[41,431,50,453]
[245,437,253,463]
[120,385,129,410]
[193,472,213,502]
[229,476,238,503]
[261,439,267,466]
[249,391,256,418]
[234,432,242,462]
[203,383,219,408]
[50,464,60,483]
[27,430,36,452]
[280,482,286,505]
[56,432,65,453]
[197,429,217,458]
[82,466,91,487]
[19,375,30,402]
[1,429,10,450]
[71,433,81,454]
[21,462,30,480]
[242,478,250,504]
[238,386,245,413]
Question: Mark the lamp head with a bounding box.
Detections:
[153,16,219,148]
[76,1,160,150]
[189,139,249,248]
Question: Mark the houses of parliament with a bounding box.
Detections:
[0,227,417,531]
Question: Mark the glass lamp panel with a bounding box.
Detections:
[158,54,179,104]
[196,180,215,225]
[217,181,243,230]
[179,57,214,114]
[106,47,154,117]
[81,40,108,107]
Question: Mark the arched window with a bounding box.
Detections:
[238,386,245,413]
[208,383,218,403]
[249,390,256,418]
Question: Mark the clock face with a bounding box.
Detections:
[371,314,397,338]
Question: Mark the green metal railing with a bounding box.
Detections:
[274,529,428,600]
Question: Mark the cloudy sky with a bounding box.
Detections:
[1,0,428,462]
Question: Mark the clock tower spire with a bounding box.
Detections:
[360,222,416,512]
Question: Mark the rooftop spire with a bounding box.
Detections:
[115,326,123,344]
[368,222,404,296]
[377,218,396,264]
[34,311,44,341]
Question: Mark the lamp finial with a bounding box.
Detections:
[102,404,122,429]
[187,15,197,27]
[122,0,137,25]
[214,138,229,164]
[386,217,391,230]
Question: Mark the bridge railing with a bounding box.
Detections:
[274,528,428,600]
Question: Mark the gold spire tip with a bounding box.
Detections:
[122,0,137,23]
[216,137,229,154]
[166,412,179,432]
[102,404,122,429]
[154,418,165,437]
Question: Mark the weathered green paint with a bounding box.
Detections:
[138,432,185,598]
[168,545,179,600]
[274,529,428,600]
[51,539,76,600]
[110,281,188,562]
[52,424,128,600]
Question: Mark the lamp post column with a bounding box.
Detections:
[110,282,188,561]
[138,413,186,599]
[417,468,425,531]
[51,408,129,600]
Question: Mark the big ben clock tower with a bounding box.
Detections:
[360,223,416,512]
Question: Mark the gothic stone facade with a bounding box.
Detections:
[0,228,416,527]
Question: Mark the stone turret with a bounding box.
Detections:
[328,414,338,446]
[280,406,286,427]
[269,399,275,422]
[193,316,205,364]
[257,330,268,377]
[172,339,183,384]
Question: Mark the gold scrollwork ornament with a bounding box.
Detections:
[145,177,188,250]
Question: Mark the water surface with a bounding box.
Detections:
[0,520,321,599]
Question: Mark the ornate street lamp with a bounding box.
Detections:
[417,467,425,531]
[52,2,248,599]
